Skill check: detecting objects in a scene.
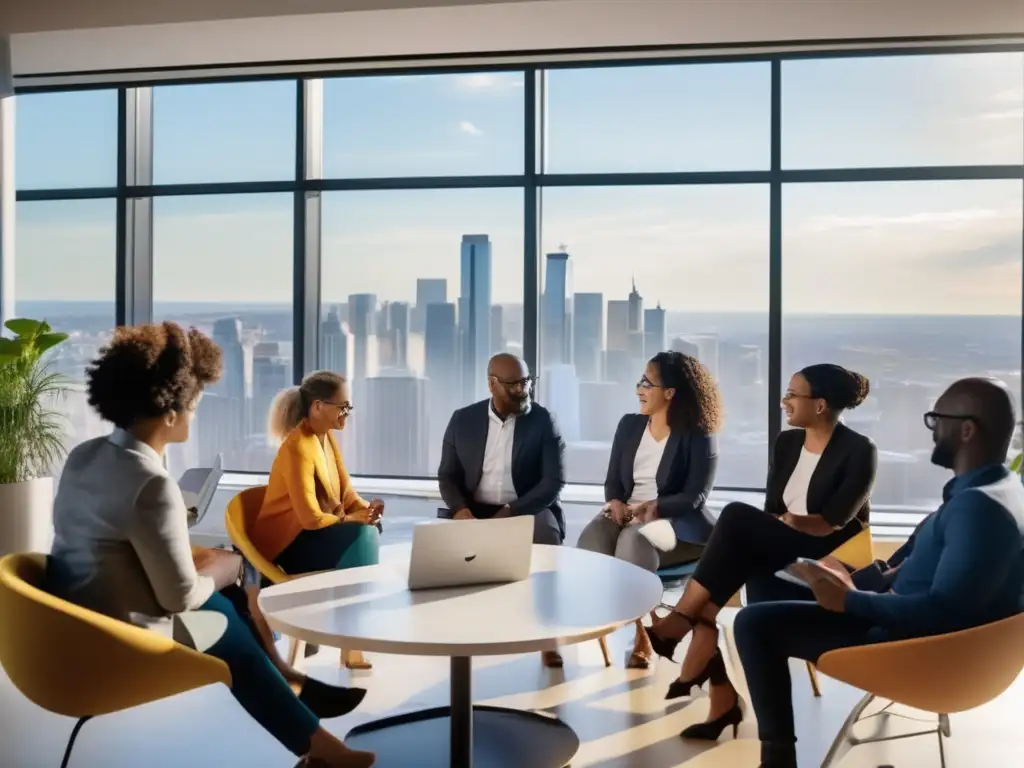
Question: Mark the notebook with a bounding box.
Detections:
[179,453,223,527]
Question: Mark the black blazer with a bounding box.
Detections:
[604,414,718,545]
[764,422,877,529]
[437,400,566,537]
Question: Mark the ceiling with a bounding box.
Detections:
[1,0,562,34]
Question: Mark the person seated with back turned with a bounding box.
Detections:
[252,371,383,669]
[577,351,722,669]
[643,364,876,740]
[736,377,1024,768]
[437,352,566,667]
[47,323,374,768]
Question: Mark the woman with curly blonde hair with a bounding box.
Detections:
[577,351,723,668]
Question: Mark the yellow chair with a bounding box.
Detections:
[0,553,231,768]
[816,612,1024,768]
[224,486,369,670]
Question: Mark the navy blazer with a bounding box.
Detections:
[604,414,718,545]
[437,400,566,538]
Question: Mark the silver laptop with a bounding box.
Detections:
[407,516,534,590]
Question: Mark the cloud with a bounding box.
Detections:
[455,73,524,91]
[977,108,1024,121]
[805,208,1001,232]
[458,120,484,137]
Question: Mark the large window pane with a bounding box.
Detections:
[152,193,294,473]
[541,185,770,488]
[323,73,525,178]
[15,199,117,455]
[783,180,1023,509]
[783,53,1024,168]
[15,90,118,189]
[544,63,771,173]
[153,81,297,184]
[320,188,524,477]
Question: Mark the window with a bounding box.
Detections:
[782,180,1023,509]
[319,188,524,477]
[543,63,771,173]
[540,185,771,488]
[323,73,525,177]
[782,53,1024,168]
[152,193,294,474]
[14,199,118,452]
[15,90,118,189]
[152,81,297,184]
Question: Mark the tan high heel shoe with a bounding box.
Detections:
[342,649,372,670]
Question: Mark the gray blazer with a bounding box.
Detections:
[48,429,215,625]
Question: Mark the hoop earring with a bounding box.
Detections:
[816,406,824,415]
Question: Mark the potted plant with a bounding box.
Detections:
[0,318,69,556]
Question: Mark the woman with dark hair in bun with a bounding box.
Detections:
[47,323,374,768]
[644,363,877,742]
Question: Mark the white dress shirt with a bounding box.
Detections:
[628,426,668,504]
[474,405,518,506]
[782,447,822,516]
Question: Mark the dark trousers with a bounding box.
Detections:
[199,591,320,756]
[692,502,859,606]
[437,504,563,545]
[274,524,381,575]
[734,601,875,746]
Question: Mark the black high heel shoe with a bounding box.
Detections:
[679,649,745,740]
[298,677,367,719]
[643,610,697,661]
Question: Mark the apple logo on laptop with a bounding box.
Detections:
[464,553,477,562]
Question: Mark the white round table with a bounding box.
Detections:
[258,544,663,768]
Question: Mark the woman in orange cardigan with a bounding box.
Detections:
[252,371,383,576]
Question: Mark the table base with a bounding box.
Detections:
[345,705,579,768]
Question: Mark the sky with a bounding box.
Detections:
[11,51,1024,315]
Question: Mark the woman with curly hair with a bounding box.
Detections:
[645,363,876,745]
[47,322,374,768]
[577,351,723,668]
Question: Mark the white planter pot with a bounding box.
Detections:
[0,477,55,557]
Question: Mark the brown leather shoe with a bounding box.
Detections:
[541,650,564,668]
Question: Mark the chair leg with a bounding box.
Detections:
[342,648,372,670]
[820,693,874,768]
[286,637,305,668]
[806,661,822,697]
[598,635,612,668]
[61,716,92,768]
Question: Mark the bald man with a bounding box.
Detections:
[732,378,1024,768]
[437,354,565,545]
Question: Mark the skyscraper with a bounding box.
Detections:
[490,304,505,355]
[627,278,645,361]
[542,251,572,365]
[413,278,447,333]
[644,303,667,357]
[387,301,411,371]
[540,363,580,443]
[201,317,248,465]
[251,342,290,443]
[320,308,354,376]
[607,300,630,352]
[573,292,603,383]
[459,234,492,401]
[364,372,429,477]
[347,293,376,384]
[425,302,459,471]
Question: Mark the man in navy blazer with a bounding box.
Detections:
[437,353,566,546]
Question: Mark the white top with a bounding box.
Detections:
[474,406,518,506]
[628,426,668,504]
[782,447,822,516]
[258,544,664,656]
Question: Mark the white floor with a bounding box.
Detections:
[2,615,1021,768]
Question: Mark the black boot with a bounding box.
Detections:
[759,741,797,767]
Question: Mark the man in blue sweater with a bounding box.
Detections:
[735,377,1024,768]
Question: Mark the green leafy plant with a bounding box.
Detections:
[0,318,70,485]
[1011,453,1023,476]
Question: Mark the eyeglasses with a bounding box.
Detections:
[490,375,536,393]
[636,376,662,391]
[320,400,354,416]
[923,411,974,431]
[782,390,815,401]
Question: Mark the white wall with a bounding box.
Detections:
[11,0,1024,78]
